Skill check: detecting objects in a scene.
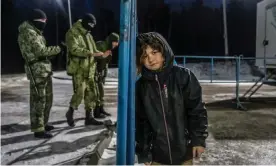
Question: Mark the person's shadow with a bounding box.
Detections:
[5,127,106,163]
[1,118,86,146]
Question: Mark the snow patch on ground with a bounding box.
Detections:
[98,132,140,165]
[183,61,256,80]
[1,74,28,87]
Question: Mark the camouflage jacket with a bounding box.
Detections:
[95,33,119,72]
[95,41,112,72]
[65,20,100,78]
[18,21,61,79]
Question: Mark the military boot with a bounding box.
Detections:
[99,105,111,116]
[66,107,75,127]
[93,106,106,119]
[45,124,55,131]
[85,110,104,126]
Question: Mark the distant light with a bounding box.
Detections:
[55,0,67,15]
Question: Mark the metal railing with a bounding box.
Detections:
[174,55,276,110]
[175,55,276,83]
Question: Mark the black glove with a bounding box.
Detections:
[59,42,67,53]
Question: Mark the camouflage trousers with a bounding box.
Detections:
[70,73,98,111]
[95,70,107,107]
[30,76,53,132]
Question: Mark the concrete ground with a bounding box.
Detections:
[1,72,276,165]
[1,75,118,165]
[98,82,276,165]
[200,83,276,165]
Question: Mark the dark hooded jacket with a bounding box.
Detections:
[135,32,208,165]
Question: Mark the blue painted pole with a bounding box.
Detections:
[126,0,136,164]
[116,0,131,164]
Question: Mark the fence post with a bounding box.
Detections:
[183,57,186,68]
[235,56,240,105]
[264,57,267,80]
[211,58,214,83]
[235,56,245,110]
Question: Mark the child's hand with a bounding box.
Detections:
[193,146,205,159]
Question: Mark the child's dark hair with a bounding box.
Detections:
[136,35,164,74]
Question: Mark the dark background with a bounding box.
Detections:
[1,0,262,74]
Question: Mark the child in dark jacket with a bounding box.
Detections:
[135,32,208,165]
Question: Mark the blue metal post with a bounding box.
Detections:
[211,58,214,83]
[183,57,186,67]
[126,0,136,164]
[116,0,131,164]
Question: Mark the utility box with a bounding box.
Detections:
[255,0,276,69]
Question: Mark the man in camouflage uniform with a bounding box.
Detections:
[65,13,111,127]
[94,33,119,117]
[18,9,62,138]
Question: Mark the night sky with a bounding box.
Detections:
[2,0,263,74]
[11,0,260,22]
[165,0,257,9]
[12,0,258,10]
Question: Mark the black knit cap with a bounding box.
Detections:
[82,13,96,25]
[81,13,97,31]
[29,9,47,21]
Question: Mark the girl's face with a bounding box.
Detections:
[142,45,165,71]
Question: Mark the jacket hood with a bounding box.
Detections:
[18,21,42,34]
[136,32,174,81]
[72,20,89,35]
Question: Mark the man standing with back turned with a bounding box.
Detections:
[65,13,111,127]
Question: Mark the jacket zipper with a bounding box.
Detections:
[155,74,173,164]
